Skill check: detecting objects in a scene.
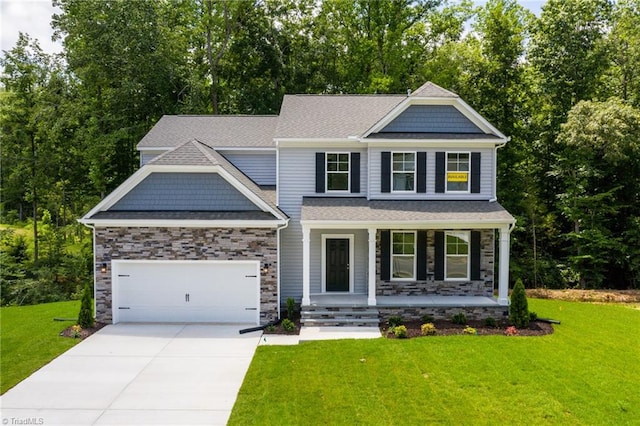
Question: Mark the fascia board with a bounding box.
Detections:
[300,219,515,229]
[454,98,508,139]
[80,219,287,228]
[362,140,504,147]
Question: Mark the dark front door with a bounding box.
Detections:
[326,238,350,292]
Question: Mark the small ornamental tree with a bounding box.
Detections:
[509,279,529,328]
[78,283,94,328]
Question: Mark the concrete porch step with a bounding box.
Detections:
[301,306,380,327]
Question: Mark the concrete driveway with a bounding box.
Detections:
[0,324,261,425]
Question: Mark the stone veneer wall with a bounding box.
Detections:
[379,305,508,322]
[376,229,495,297]
[94,227,278,324]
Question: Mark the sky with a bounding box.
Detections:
[1,0,546,56]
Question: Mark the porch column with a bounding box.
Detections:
[302,227,311,306]
[498,225,512,306]
[367,228,377,306]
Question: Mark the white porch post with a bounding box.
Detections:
[302,226,311,306]
[498,225,512,306]
[367,228,377,306]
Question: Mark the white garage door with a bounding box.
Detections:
[112,260,259,324]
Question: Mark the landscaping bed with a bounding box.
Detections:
[381,319,553,338]
[59,322,107,339]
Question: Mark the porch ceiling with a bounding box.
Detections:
[301,197,515,228]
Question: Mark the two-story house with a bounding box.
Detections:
[80,82,515,326]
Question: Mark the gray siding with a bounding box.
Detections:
[381,105,482,133]
[110,173,259,211]
[370,148,494,200]
[220,151,276,185]
[278,147,368,303]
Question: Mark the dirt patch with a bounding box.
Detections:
[526,289,640,304]
[381,320,554,339]
[60,322,107,340]
[262,314,302,335]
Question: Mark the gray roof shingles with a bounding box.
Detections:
[301,197,515,224]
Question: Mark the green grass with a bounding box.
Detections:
[0,300,81,394]
[229,299,640,425]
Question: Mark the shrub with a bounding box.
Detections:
[281,318,295,331]
[388,316,404,327]
[509,279,530,328]
[451,312,467,325]
[265,325,276,332]
[77,283,94,328]
[421,323,437,336]
[505,326,519,336]
[286,297,296,321]
[393,325,407,338]
[529,311,538,321]
[484,317,497,328]
[463,326,477,335]
[421,314,435,323]
[71,325,82,338]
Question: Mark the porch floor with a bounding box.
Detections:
[307,294,500,307]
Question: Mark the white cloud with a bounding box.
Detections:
[1,0,63,54]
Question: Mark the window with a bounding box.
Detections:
[446,231,469,280]
[326,153,350,191]
[446,152,470,192]
[392,231,415,279]
[392,152,415,192]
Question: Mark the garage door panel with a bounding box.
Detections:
[114,261,259,324]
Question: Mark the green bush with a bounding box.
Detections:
[451,312,467,325]
[509,279,530,328]
[286,297,296,321]
[421,323,437,336]
[388,316,404,327]
[393,325,408,338]
[484,317,497,328]
[463,326,477,335]
[77,283,94,328]
[421,314,435,323]
[529,311,538,321]
[281,318,295,331]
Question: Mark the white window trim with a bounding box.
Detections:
[445,151,471,194]
[326,152,350,193]
[445,230,470,281]
[391,151,417,193]
[390,231,417,281]
[321,234,355,293]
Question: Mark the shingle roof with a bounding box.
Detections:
[411,81,459,98]
[301,197,514,224]
[366,133,501,140]
[137,115,278,149]
[89,211,278,221]
[275,95,405,139]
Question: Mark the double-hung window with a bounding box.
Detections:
[392,152,415,192]
[391,231,416,279]
[445,231,469,280]
[326,153,350,191]
[446,152,470,192]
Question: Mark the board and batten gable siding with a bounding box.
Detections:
[110,172,260,211]
[278,147,368,303]
[309,229,369,294]
[219,151,276,185]
[380,105,483,133]
[369,148,494,199]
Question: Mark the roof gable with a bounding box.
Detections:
[379,105,483,134]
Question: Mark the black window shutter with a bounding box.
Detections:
[434,231,444,280]
[417,152,427,193]
[417,230,427,280]
[381,230,390,280]
[381,151,391,193]
[435,152,445,193]
[471,231,481,280]
[351,152,360,193]
[471,152,481,194]
[315,152,325,193]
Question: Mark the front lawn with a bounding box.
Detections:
[0,300,81,394]
[230,299,640,425]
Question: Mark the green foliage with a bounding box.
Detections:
[451,312,467,325]
[420,323,437,336]
[463,326,477,335]
[387,316,404,327]
[286,297,296,321]
[484,317,498,328]
[420,314,435,323]
[77,283,94,328]
[281,318,295,332]
[529,311,538,322]
[509,279,530,328]
[392,325,408,338]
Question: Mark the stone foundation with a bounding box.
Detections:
[379,305,508,322]
[94,227,278,324]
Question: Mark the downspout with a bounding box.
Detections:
[490,137,509,202]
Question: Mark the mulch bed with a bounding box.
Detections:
[381,320,554,339]
[60,322,107,340]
